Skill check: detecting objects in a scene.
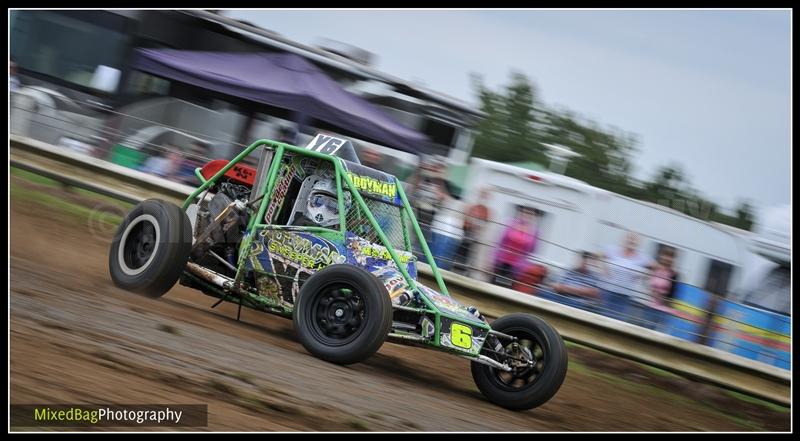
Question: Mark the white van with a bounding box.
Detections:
[459,158,755,298]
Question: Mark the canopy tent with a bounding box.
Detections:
[131,48,430,154]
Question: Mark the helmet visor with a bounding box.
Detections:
[309,192,339,213]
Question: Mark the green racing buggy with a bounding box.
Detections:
[108,134,568,410]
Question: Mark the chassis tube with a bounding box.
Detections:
[396,182,449,296]
[336,161,434,312]
[186,262,234,290]
[182,140,270,210]
[489,329,519,342]
[460,354,513,372]
[234,145,286,283]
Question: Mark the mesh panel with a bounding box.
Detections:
[345,194,408,252]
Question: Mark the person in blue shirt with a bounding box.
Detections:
[546,251,603,313]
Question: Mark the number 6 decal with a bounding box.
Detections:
[450,323,473,349]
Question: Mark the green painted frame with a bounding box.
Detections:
[181,138,489,354]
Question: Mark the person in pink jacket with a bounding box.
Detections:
[492,206,540,288]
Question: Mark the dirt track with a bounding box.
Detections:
[9,174,790,431]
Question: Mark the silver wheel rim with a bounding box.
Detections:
[118,214,160,276]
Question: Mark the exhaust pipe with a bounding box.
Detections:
[186,262,235,290]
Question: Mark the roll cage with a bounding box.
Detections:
[182,138,451,302]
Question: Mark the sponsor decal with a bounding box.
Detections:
[449,323,473,349]
[264,163,294,223]
[341,161,402,205]
[357,242,412,264]
[248,230,346,304]
[305,133,348,155]
[418,285,478,323]
[346,172,398,200]
[263,230,346,271]
[439,317,487,355]
[231,164,255,184]
[372,266,412,305]
[346,234,414,271]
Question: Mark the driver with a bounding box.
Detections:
[293,178,350,229]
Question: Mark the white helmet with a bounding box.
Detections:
[306,178,350,227]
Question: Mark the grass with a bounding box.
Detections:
[568,340,789,422]
[347,418,369,431]
[579,367,767,429]
[228,371,257,386]
[639,363,684,379]
[11,168,132,226]
[724,390,790,414]
[567,340,681,379]
[11,183,124,226]
[10,167,62,186]
[586,361,779,430]
[75,185,137,208]
[239,392,302,416]
[564,342,783,430]
[207,379,239,396]
[565,358,592,375]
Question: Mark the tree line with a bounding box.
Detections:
[469,71,754,231]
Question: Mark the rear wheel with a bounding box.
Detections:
[293,265,392,365]
[109,199,192,298]
[471,313,568,410]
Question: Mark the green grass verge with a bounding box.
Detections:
[11,165,136,210]
[566,341,784,430]
[10,166,61,186]
[582,366,768,430]
[11,170,132,226]
[11,184,125,226]
[724,390,790,413]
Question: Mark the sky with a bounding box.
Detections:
[225,9,791,214]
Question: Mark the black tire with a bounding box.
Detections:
[471,313,568,410]
[109,199,193,298]
[293,264,392,365]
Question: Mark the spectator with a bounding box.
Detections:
[175,142,208,185]
[599,231,655,328]
[429,181,464,271]
[492,205,540,288]
[9,59,21,91]
[513,263,548,295]
[277,124,298,144]
[360,146,384,170]
[139,145,179,179]
[547,251,603,312]
[408,155,446,242]
[649,245,680,309]
[453,187,492,275]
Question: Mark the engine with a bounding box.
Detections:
[208,181,251,244]
[192,179,252,273]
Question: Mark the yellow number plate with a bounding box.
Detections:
[450,323,473,349]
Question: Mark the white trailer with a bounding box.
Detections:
[731,205,791,315]
[460,158,756,298]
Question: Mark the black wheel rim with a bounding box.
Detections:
[308,282,366,346]
[488,327,547,391]
[123,220,157,271]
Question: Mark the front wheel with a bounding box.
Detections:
[471,313,568,410]
[109,199,192,298]
[293,265,392,365]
